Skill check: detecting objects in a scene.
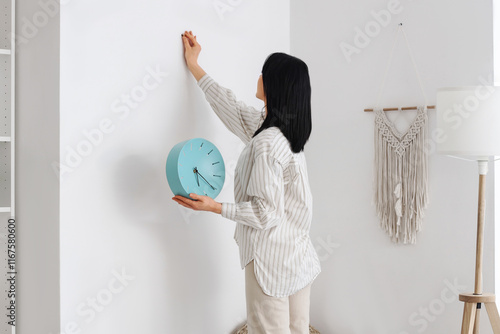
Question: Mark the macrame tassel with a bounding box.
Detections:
[373,107,429,244]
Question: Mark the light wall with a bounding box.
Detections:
[18,0,497,333]
[17,0,60,333]
[60,1,289,333]
[291,0,494,333]
[495,0,500,309]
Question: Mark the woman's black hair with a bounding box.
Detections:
[252,52,312,153]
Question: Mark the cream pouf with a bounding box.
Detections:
[235,324,320,333]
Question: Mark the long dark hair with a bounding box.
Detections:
[252,52,312,153]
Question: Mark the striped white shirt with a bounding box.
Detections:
[197,74,321,298]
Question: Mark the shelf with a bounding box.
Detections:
[1,1,15,333]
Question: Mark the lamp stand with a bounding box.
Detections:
[460,160,500,333]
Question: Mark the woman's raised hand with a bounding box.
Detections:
[182,30,201,68]
[181,30,206,81]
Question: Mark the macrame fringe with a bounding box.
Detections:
[373,108,429,244]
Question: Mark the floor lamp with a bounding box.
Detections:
[437,86,500,333]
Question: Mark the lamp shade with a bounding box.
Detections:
[436,86,500,158]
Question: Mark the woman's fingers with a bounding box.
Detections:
[182,35,190,48]
[173,194,207,211]
[182,35,193,48]
[187,35,196,46]
[183,31,197,45]
[173,197,192,209]
[174,195,197,206]
[172,194,219,214]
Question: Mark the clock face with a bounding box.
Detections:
[166,138,225,200]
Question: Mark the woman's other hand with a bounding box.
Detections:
[172,193,222,214]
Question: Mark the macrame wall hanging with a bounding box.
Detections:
[365,24,432,244]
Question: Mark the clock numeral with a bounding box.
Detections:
[213,175,221,177]
[199,142,204,150]
[212,161,220,165]
[207,149,213,155]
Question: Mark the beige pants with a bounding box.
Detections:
[245,260,311,334]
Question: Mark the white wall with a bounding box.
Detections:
[17,0,60,333]
[60,1,289,333]
[291,0,494,333]
[495,0,500,305]
[51,1,497,334]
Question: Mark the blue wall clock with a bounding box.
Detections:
[166,138,225,200]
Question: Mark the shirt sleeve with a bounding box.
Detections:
[220,152,285,230]
[197,74,263,144]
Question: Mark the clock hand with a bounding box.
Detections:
[196,170,216,190]
[193,168,200,186]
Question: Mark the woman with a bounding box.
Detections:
[173,30,321,334]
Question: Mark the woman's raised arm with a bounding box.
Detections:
[181,30,263,144]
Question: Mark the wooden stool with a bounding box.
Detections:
[460,293,500,333]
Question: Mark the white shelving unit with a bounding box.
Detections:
[0,0,15,214]
[1,0,15,332]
